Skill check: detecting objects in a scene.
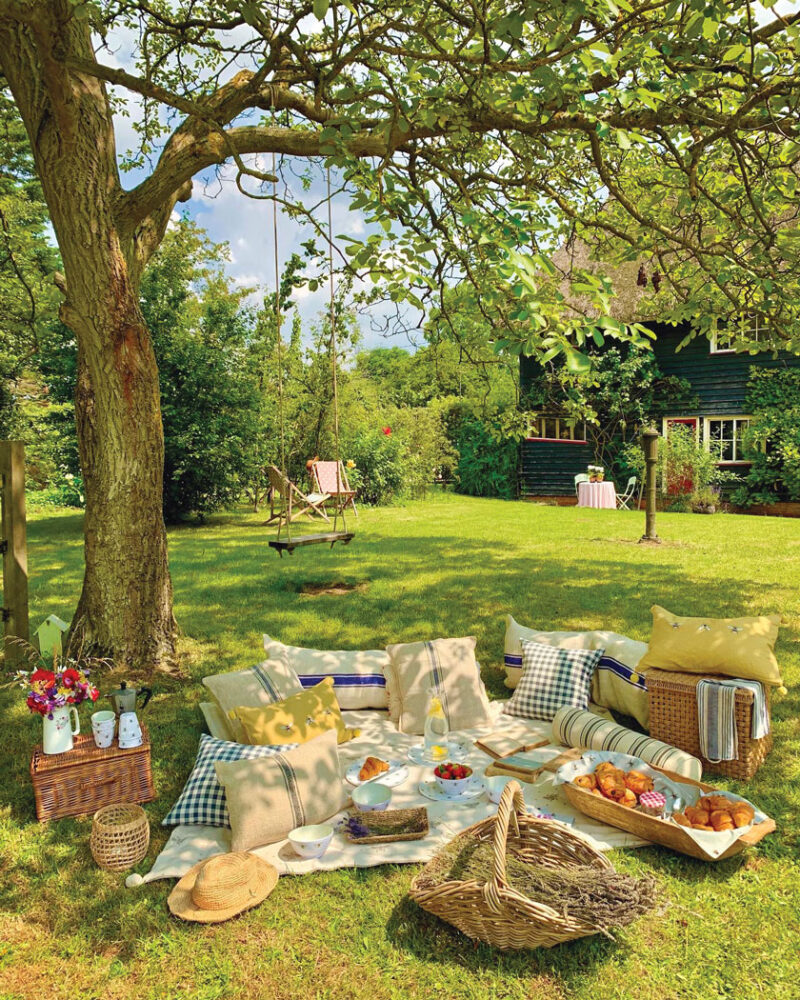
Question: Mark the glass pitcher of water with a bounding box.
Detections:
[423,691,449,762]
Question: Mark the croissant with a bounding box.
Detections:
[597,771,627,801]
[624,770,654,796]
[731,804,755,828]
[701,795,733,814]
[673,812,692,828]
[358,756,390,782]
[618,788,638,808]
[573,774,597,790]
[710,810,735,832]
[595,761,619,776]
[684,806,710,827]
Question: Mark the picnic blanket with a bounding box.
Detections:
[140,703,647,884]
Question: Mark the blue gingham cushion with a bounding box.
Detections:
[162,733,297,827]
[506,640,604,721]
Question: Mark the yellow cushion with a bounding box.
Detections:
[638,605,782,686]
[229,677,358,745]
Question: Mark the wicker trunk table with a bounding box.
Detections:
[30,724,155,821]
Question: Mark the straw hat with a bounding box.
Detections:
[168,852,278,923]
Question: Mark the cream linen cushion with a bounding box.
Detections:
[202,660,303,743]
[503,615,593,690]
[263,635,390,710]
[638,605,783,686]
[214,731,346,852]
[384,636,492,735]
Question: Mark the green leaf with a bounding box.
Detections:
[313,0,329,20]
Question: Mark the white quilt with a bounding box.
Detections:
[141,704,646,884]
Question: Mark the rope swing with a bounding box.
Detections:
[268,160,355,557]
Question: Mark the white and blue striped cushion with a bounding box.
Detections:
[162,733,296,827]
[263,635,389,710]
[506,640,604,721]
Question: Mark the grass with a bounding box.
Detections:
[1,493,799,1000]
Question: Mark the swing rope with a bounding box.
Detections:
[268,158,352,553]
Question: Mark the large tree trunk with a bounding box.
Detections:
[0,10,177,669]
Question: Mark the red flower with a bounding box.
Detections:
[31,669,55,688]
[26,694,46,716]
[62,668,81,688]
[382,426,392,436]
[90,688,99,701]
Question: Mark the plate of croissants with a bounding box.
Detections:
[346,756,410,788]
[556,750,772,861]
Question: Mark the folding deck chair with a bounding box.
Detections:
[312,460,358,517]
[263,465,330,525]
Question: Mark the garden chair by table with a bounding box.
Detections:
[574,473,590,496]
[312,460,358,517]
[263,466,330,525]
[616,475,639,510]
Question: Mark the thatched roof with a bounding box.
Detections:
[551,238,669,324]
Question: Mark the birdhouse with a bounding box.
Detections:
[34,615,69,658]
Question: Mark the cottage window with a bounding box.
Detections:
[704,417,751,463]
[710,314,763,354]
[526,416,587,442]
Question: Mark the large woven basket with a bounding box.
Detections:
[409,782,613,950]
[90,803,150,872]
[647,669,772,780]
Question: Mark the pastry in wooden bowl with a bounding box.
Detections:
[358,756,390,782]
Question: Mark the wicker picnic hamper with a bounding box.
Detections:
[30,725,155,821]
[646,669,772,780]
[409,782,614,950]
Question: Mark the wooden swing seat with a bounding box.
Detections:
[268,531,355,556]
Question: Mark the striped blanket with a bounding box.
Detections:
[696,678,770,762]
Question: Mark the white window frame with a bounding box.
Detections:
[710,314,763,354]
[703,415,753,465]
[526,415,588,443]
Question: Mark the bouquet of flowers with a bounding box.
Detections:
[588,464,605,481]
[8,639,106,719]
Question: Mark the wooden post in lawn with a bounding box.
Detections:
[1,441,30,665]
[639,427,661,544]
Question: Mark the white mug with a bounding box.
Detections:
[118,710,143,749]
[91,710,116,749]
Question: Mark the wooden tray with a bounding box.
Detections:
[344,807,429,844]
[562,764,775,861]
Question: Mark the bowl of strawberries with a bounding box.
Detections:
[433,761,474,798]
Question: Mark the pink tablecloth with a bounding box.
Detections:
[577,481,616,509]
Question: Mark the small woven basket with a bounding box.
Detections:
[90,803,150,872]
[410,782,613,950]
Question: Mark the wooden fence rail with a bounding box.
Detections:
[1,441,29,666]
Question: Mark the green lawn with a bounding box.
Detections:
[2,494,799,1000]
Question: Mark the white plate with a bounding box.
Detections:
[407,742,469,766]
[346,759,409,788]
[418,779,485,803]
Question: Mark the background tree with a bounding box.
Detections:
[1,1,799,667]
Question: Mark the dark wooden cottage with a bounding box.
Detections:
[519,246,800,499]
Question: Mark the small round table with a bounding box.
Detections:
[577,481,616,509]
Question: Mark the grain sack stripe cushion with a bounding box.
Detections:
[162,733,297,828]
[424,640,451,725]
[297,673,386,688]
[506,640,603,721]
[252,662,283,700]
[552,706,702,781]
[272,753,306,829]
[596,656,647,691]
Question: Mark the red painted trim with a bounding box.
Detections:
[524,437,589,444]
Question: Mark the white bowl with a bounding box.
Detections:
[433,764,474,798]
[485,774,517,805]
[352,782,392,812]
[288,823,334,859]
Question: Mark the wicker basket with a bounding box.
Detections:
[90,803,150,872]
[30,726,155,821]
[647,669,772,780]
[409,782,613,950]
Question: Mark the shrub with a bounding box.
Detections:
[454,418,517,499]
[343,428,407,505]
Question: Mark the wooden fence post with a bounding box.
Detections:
[639,427,661,545]
[1,441,29,665]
